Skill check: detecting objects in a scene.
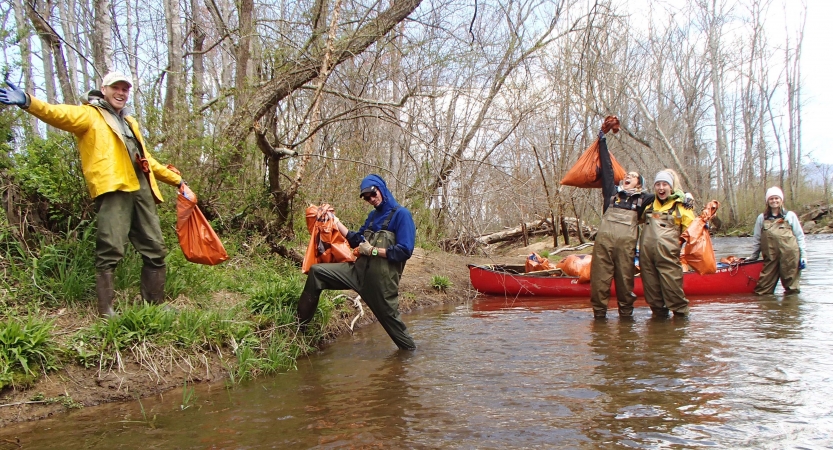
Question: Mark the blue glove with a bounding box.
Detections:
[598,129,605,140]
[0,79,27,106]
[799,259,806,270]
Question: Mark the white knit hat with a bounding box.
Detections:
[765,186,784,203]
[654,171,674,189]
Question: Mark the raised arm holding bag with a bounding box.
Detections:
[560,116,627,188]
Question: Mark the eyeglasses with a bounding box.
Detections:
[361,188,378,201]
[625,173,639,179]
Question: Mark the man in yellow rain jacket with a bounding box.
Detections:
[0,73,183,317]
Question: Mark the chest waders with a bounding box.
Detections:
[298,208,416,350]
[94,116,168,316]
[590,205,639,318]
[755,218,801,295]
[640,205,689,316]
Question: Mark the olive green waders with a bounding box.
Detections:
[755,218,801,295]
[590,207,639,318]
[93,133,168,316]
[640,207,689,316]
[298,229,416,350]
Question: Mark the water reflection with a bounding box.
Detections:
[585,318,724,446]
[755,294,803,339]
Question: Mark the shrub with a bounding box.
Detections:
[430,275,452,292]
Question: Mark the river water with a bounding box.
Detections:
[2,236,833,449]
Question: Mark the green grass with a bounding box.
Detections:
[0,316,59,389]
[430,274,452,292]
[0,231,379,390]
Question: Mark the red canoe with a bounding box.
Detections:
[468,261,764,297]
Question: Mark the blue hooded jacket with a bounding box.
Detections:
[346,174,416,263]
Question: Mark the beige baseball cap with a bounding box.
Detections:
[101,71,133,88]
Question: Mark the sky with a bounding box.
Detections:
[798,0,832,164]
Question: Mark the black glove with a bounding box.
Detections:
[746,253,759,261]
[0,79,27,106]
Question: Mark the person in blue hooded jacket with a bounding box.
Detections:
[297,174,417,350]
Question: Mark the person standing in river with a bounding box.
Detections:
[589,129,654,319]
[748,186,806,295]
[0,73,184,317]
[639,169,695,318]
[297,174,417,350]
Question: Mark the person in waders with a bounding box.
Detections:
[639,170,696,318]
[748,187,806,295]
[589,129,654,319]
[0,73,184,318]
[297,174,417,350]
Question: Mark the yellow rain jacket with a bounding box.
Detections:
[645,197,696,231]
[26,96,182,202]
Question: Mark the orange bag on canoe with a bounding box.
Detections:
[176,183,229,265]
[556,254,592,283]
[680,200,719,274]
[560,116,626,188]
[525,253,555,273]
[302,204,356,274]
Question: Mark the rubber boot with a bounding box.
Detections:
[297,291,321,330]
[95,270,116,318]
[593,309,607,320]
[141,266,167,304]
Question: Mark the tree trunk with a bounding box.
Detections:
[92,0,114,76]
[164,0,185,122]
[13,0,39,136]
[191,0,207,137]
[27,0,74,103]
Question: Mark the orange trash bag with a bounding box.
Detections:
[176,183,229,265]
[525,253,555,273]
[556,254,592,283]
[680,200,719,274]
[302,204,356,274]
[560,116,626,188]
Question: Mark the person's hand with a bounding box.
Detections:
[598,129,605,140]
[358,241,374,256]
[746,253,759,261]
[682,192,695,210]
[799,258,806,270]
[179,180,192,200]
[0,79,27,106]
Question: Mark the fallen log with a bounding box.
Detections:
[550,242,594,255]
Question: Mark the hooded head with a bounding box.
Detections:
[359,174,399,213]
